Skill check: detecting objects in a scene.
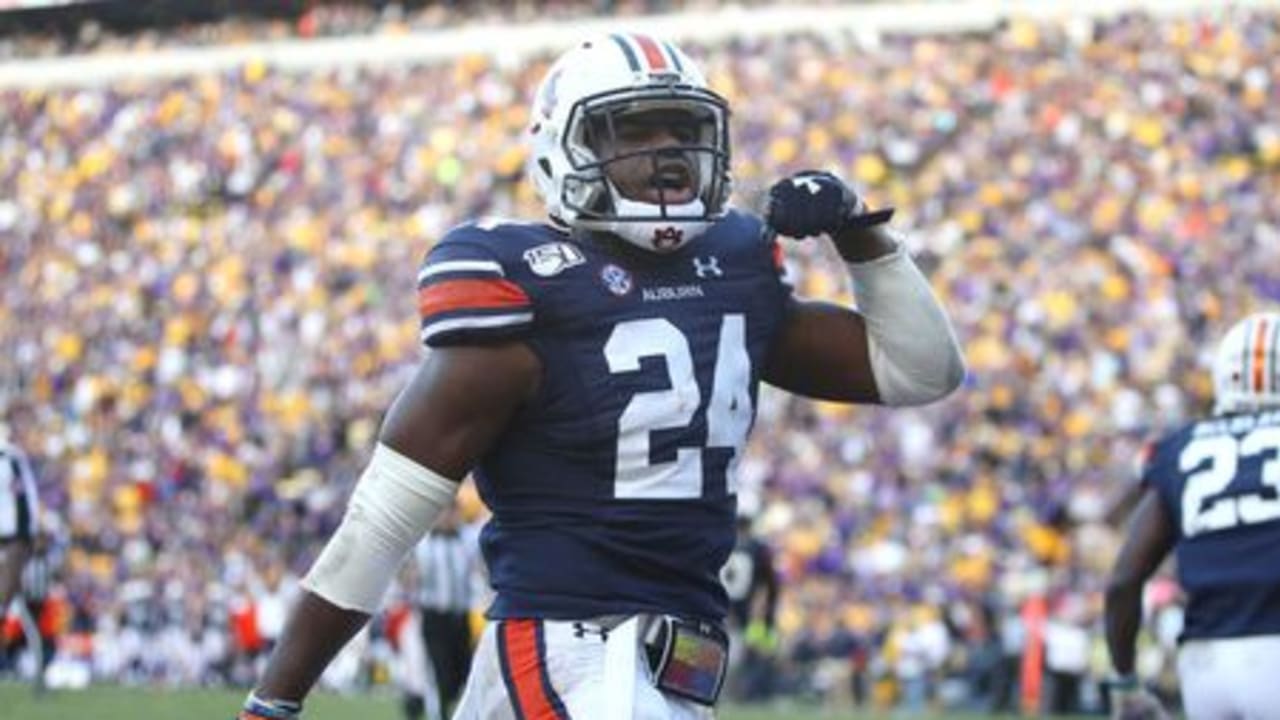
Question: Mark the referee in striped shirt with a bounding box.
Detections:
[0,432,39,613]
[407,503,480,720]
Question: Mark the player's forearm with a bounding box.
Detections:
[838,227,966,406]
[1103,579,1143,675]
[832,224,899,263]
[255,591,371,702]
[249,443,459,709]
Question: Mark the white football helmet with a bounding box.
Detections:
[1212,312,1280,415]
[526,33,731,253]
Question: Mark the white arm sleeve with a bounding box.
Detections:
[301,443,458,613]
[846,241,966,406]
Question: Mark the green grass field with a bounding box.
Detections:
[0,682,1031,719]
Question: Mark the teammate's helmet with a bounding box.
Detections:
[1212,312,1280,415]
[527,33,731,253]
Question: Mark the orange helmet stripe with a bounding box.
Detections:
[631,34,669,72]
[1264,317,1280,395]
[1252,316,1269,393]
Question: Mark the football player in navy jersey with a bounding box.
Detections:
[240,33,964,720]
[1105,312,1280,720]
[719,509,780,702]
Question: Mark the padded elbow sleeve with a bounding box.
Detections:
[846,243,966,406]
[301,443,458,613]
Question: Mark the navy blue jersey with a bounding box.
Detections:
[416,210,792,622]
[1141,409,1280,641]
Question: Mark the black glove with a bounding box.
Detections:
[765,170,893,238]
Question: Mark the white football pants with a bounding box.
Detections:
[1177,634,1280,719]
[452,618,713,720]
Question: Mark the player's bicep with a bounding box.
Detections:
[1111,487,1178,586]
[763,299,879,403]
[1107,441,1159,526]
[379,343,541,480]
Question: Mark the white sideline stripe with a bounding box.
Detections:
[419,312,534,343]
[417,260,504,284]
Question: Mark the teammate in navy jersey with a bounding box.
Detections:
[1105,312,1280,720]
[719,510,779,702]
[241,33,964,720]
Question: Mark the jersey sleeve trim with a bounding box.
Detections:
[418,278,531,317]
[420,310,537,345]
[417,258,506,284]
[417,238,537,347]
[1135,439,1159,488]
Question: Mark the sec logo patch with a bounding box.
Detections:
[600,264,633,296]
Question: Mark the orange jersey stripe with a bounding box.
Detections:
[632,34,669,72]
[418,278,530,317]
[1253,317,1270,393]
[502,620,564,720]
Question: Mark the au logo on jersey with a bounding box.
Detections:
[523,242,586,277]
[600,263,634,296]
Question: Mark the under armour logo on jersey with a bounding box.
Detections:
[693,256,723,278]
[571,622,609,642]
[792,176,823,194]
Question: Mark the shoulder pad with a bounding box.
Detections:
[415,223,550,348]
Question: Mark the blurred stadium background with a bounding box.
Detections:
[2,0,1279,717]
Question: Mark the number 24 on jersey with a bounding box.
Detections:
[605,314,752,500]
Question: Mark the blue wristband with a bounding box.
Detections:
[240,691,303,719]
[1105,673,1140,691]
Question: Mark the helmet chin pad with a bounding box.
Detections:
[577,193,710,253]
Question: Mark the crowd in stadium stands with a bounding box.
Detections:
[2,7,1279,714]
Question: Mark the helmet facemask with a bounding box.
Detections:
[558,87,731,252]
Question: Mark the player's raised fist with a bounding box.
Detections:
[765,170,892,238]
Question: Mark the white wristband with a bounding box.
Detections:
[301,443,458,613]
[846,242,965,406]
